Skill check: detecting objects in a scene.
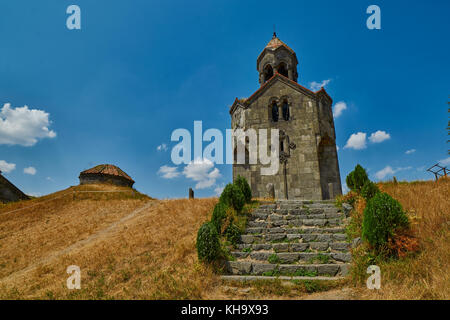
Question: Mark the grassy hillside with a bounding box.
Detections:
[0,180,447,299]
[355,178,449,299]
[0,185,219,299]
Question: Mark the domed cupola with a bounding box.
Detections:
[257,32,299,85]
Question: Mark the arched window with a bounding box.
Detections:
[282,100,290,121]
[278,63,288,78]
[263,65,273,82]
[271,102,279,122]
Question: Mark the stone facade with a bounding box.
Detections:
[79,173,134,188]
[229,34,342,200]
[0,172,29,203]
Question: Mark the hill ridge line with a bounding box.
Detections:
[1,190,140,215]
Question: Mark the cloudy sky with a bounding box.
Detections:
[0,0,449,198]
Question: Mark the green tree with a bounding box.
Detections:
[362,192,409,249]
[234,175,252,203]
[196,222,220,262]
[219,183,245,212]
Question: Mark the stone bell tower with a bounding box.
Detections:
[257,32,299,84]
[230,33,342,200]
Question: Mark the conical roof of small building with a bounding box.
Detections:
[264,33,295,54]
[257,32,298,67]
[80,164,134,183]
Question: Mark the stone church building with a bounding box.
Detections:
[230,33,342,200]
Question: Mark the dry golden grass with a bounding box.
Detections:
[0,186,219,299]
[1,179,446,300]
[0,185,346,299]
[356,178,450,299]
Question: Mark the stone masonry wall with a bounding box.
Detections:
[232,79,332,200]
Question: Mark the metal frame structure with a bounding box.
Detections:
[426,163,448,181]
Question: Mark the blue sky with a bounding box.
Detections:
[0,0,449,198]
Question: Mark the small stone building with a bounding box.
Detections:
[230,33,342,200]
[0,171,29,203]
[79,164,135,188]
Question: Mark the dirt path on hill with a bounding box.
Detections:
[0,200,159,284]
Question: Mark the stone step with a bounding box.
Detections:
[235,241,350,253]
[221,275,345,282]
[240,229,346,244]
[231,252,351,264]
[238,232,347,244]
[243,229,347,238]
[274,200,335,205]
[246,218,344,230]
[223,200,351,280]
[253,207,341,215]
[225,261,350,277]
[249,212,344,221]
[249,213,344,223]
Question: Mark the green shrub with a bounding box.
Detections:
[219,183,245,212]
[211,202,228,233]
[345,171,355,193]
[234,175,252,203]
[346,164,369,192]
[196,222,220,262]
[361,181,380,200]
[362,192,409,249]
[225,223,241,246]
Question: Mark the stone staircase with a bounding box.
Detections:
[223,200,351,281]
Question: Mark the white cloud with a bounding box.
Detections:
[344,132,367,150]
[375,166,395,180]
[309,79,331,91]
[0,160,16,173]
[0,103,57,146]
[374,166,412,180]
[157,165,180,179]
[23,166,37,175]
[46,176,54,181]
[438,157,450,166]
[183,158,221,189]
[214,185,225,196]
[405,149,416,155]
[157,143,168,152]
[333,101,347,118]
[336,146,340,151]
[369,130,391,143]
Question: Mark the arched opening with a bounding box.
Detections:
[263,65,273,82]
[318,135,338,200]
[282,100,290,121]
[271,102,279,122]
[277,63,288,78]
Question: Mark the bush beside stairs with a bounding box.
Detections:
[222,200,351,281]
